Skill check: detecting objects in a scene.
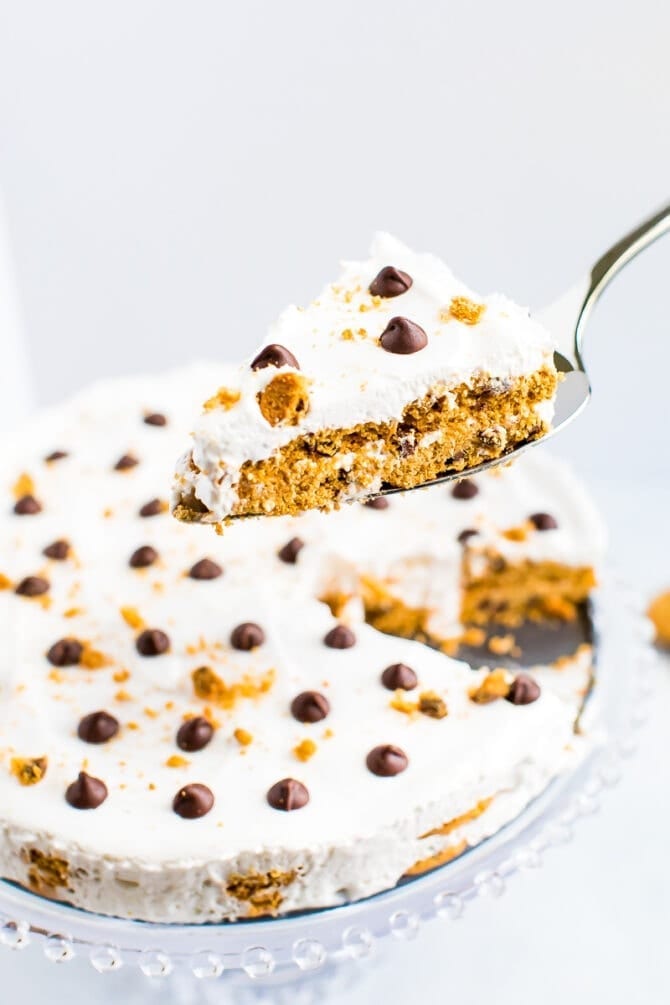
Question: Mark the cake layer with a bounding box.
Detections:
[0,365,595,923]
[173,233,558,521]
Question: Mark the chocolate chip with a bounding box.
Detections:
[266,778,309,811]
[177,716,214,752]
[188,558,223,581]
[65,771,108,810]
[529,512,558,531]
[77,710,120,744]
[45,450,68,463]
[451,479,478,500]
[139,498,165,518]
[14,495,42,516]
[369,266,413,298]
[47,638,83,667]
[129,545,158,568]
[291,691,330,723]
[277,537,305,564]
[505,673,541,705]
[173,783,214,819]
[114,454,139,471]
[136,628,170,656]
[457,528,479,545]
[381,663,418,691]
[15,576,50,597]
[366,744,408,777]
[379,317,427,355]
[364,497,389,510]
[230,622,266,651]
[251,344,300,371]
[144,412,167,427]
[324,624,356,649]
[43,539,70,560]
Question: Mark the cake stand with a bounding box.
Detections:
[0,574,657,1003]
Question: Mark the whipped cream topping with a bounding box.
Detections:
[174,233,557,520]
[0,365,595,921]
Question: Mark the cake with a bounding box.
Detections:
[296,455,604,656]
[0,365,601,923]
[172,234,559,523]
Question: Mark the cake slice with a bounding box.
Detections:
[173,234,559,522]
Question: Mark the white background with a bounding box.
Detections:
[0,2,669,1002]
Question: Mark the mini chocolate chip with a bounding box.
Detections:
[177,716,214,752]
[65,771,108,810]
[114,454,139,471]
[47,638,83,667]
[77,710,120,744]
[43,539,70,560]
[451,479,478,500]
[188,558,223,581]
[505,673,541,705]
[45,450,68,462]
[230,622,266,651]
[173,783,214,819]
[277,537,305,564]
[369,265,413,298]
[291,691,330,723]
[267,778,309,811]
[366,744,408,777]
[458,530,480,546]
[324,624,356,649]
[364,497,389,510]
[144,412,167,427]
[139,498,165,518]
[136,628,170,656]
[129,545,158,568]
[529,512,558,531]
[15,576,50,597]
[381,663,418,691]
[251,343,300,371]
[379,316,427,355]
[14,495,42,515]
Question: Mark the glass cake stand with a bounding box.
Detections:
[0,573,658,1003]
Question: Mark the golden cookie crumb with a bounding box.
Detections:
[12,473,35,499]
[418,690,448,719]
[10,756,48,786]
[444,296,486,325]
[80,644,110,670]
[0,573,12,590]
[648,590,670,647]
[234,727,253,746]
[469,668,514,704]
[501,524,530,542]
[293,738,317,762]
[257,373,311,427]
[165,755,190,768]
[192,665,275,709]
[120,606,144,630]
[113,669,131,683]
[203,387,241,412]
[488,634,519,657]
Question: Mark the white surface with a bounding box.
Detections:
[0,0,668,1001]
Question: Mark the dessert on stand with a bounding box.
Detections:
[1,204,669,998]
